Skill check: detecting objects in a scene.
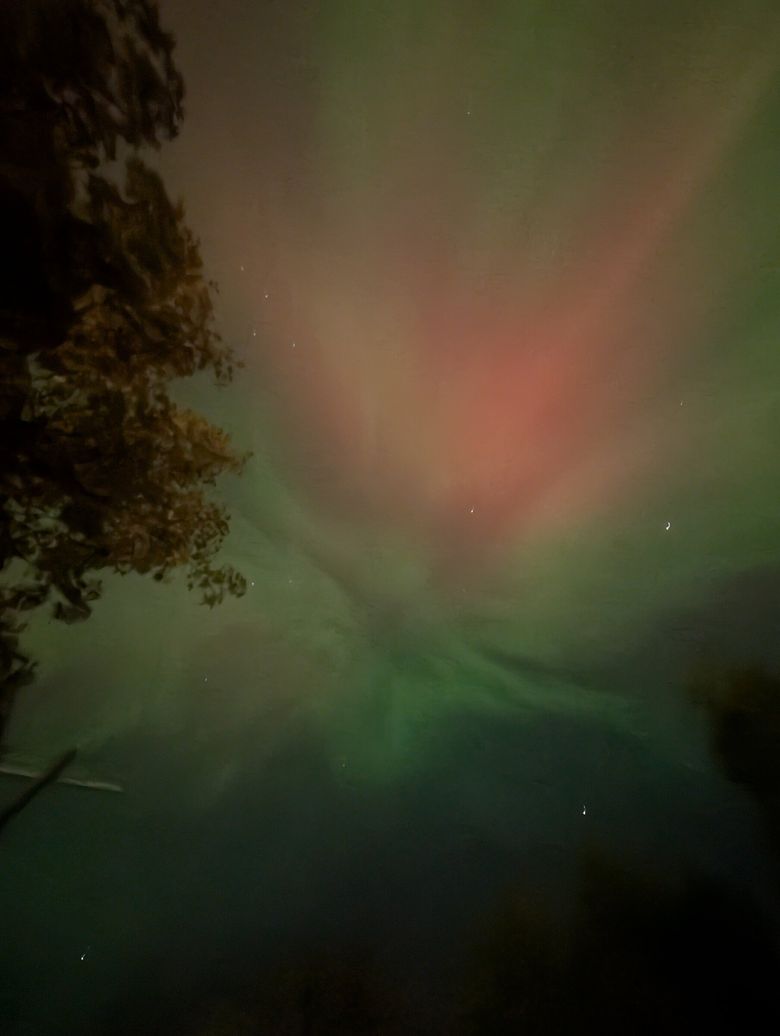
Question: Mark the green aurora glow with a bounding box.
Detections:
[9,0,780,788]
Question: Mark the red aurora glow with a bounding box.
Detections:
[254,55,772,567]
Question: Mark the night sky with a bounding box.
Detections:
[3,1,780,1031]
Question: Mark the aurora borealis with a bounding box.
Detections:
[3,1,780,1031]
[144,0,780,756]
[255,5,772,572]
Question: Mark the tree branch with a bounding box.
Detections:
[0,746,77,835]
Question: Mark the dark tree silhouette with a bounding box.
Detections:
[0,1,247,744]
[458,851,780,1035]
[689,665,780,870]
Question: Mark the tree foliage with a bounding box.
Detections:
[688,665,780,871]
[0,0,247,719]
